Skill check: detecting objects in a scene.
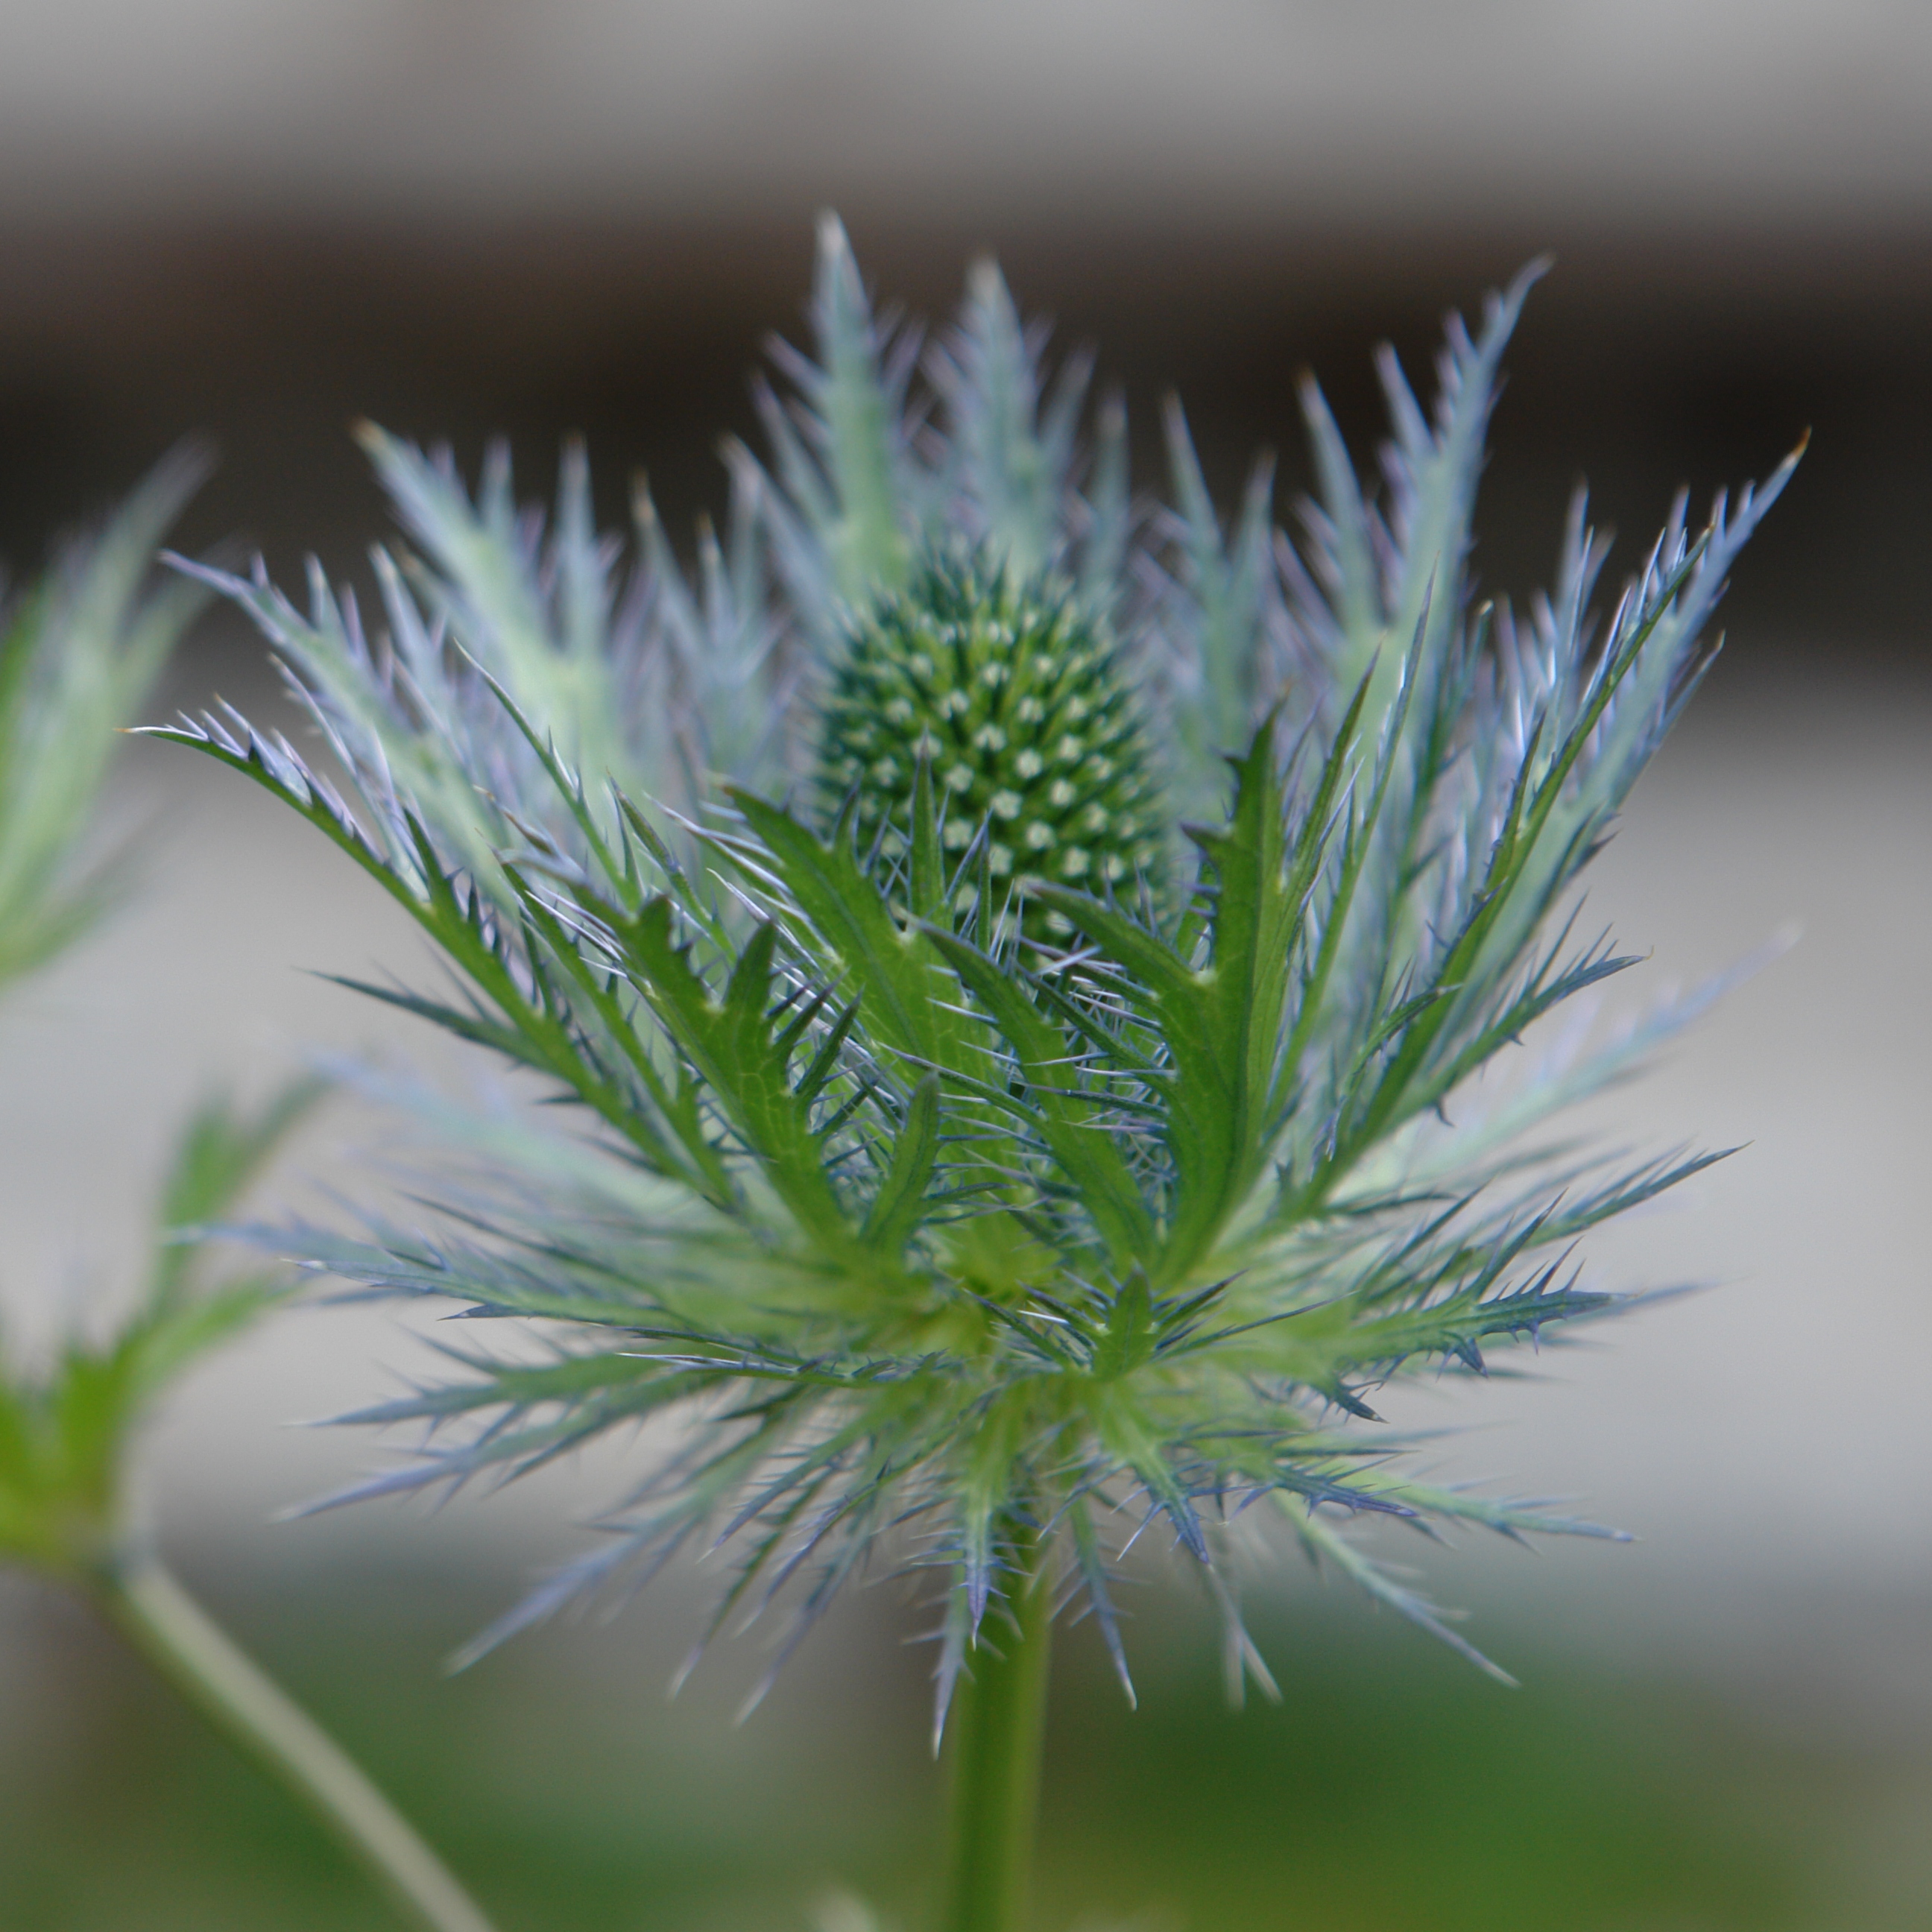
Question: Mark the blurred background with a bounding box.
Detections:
[1,4,1928,1928]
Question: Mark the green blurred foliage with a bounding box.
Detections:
[4,1574,1924,1932]
[0,448,206,992]
[0,1082,324,1582]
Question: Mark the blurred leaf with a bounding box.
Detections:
[151,1076,329,1309]
[0,1079,323,1579]
[0,446,209,990]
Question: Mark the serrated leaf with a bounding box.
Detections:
[920,924,1153,1269]
[1039,704,1353,1285]
[862,1076,941,1257]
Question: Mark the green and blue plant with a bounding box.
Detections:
[152,218,1799,1932]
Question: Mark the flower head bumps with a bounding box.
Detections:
[818,554,1164,930]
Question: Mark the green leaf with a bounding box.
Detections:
[1091,1391,1208,1565]
[1090,1272,1156,1382]
[905,754,947,927]
[1039,703,1355,1284]
[920,924,1154,1269]
[862,1076,941,1257]
[723,789,962,1073]
[152,1079,328,1309]
[599,901,856,1258]
[0,1083,310,1579]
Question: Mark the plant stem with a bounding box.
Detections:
[95,1554,499,1932]
[941,1535,1054,1932]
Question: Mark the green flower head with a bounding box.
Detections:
[818,552,1166,932]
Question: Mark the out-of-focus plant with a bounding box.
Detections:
[154,219,1799,1932]
[0,471,499,1932]
[0,449,206,988]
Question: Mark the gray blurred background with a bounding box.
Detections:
[1,5,1928,1929]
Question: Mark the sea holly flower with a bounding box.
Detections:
[150,218,1799,1932]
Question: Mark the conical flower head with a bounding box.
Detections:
[818,554,1165,926]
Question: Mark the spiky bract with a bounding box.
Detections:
[819,554,1164,928]
[150,221,1800,1731]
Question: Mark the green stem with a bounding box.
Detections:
[94,1555,499,1932]
[941,1536,1054,1932]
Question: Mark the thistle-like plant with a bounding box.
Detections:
[152,219,1799,1932]
[0,472,499,1932]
